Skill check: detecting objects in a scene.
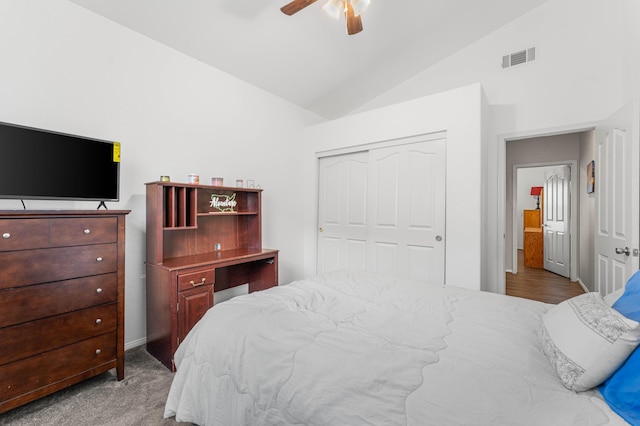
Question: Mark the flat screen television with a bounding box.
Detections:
[0,121,120,202]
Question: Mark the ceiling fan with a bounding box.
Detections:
[280,0,371,35]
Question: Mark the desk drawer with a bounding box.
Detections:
[0,244,117,290]
[0,273,117,327]
[178,268,215,292]
[50,217,117,247]
[0,219,49,252]
[0,304,116,365]
[0,332,116,404]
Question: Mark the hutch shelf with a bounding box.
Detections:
[145,182,278,370]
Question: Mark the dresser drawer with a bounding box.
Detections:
[0,273,117,327]
[0,332,116,405]
[50,217,118,247]
[0,304,116,365]
[178,268,215,292]
[0,244,117,290]
[0,219,49,252]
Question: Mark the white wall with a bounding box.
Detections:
[354,0,640,293]
[578,131,596,290]
[302,84,486,291]
[0,0,320,348]
[357,0,639,124]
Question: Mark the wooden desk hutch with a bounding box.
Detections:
[145,182,278,370]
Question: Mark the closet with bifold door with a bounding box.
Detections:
[316,134,446,284]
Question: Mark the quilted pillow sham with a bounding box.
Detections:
[538,292,640,392]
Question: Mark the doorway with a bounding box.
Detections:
[505,130,595,296]
[512,163,576,279]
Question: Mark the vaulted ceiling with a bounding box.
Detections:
[72,0,550,119]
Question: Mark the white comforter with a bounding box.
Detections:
[164,270,627,426]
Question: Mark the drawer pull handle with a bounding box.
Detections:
[190,278,207,287]
[84,229,91,234]
[2,233,10,239]
[96,257,103,262]
[96,318,102,324]
[96,288,103,294]
[95,349,102,355]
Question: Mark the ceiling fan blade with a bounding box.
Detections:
[345,2,363,35]
[281,0,319,16]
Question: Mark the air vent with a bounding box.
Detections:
[502,47,536,69]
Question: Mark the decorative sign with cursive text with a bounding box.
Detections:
[210,193,237,212]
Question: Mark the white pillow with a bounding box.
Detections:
[538,292,640,392]
[604,287,624,306]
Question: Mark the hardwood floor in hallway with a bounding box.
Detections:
[506,250,586,304]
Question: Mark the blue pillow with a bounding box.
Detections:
[599,270,640,425]
[599,349,640,425]
[612,270,640,321]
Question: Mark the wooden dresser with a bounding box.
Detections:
[523,209,543,269]
[0,210,129,413]
[145,182,278,370]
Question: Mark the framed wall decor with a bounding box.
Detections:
[587,160,595,194]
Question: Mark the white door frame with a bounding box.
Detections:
[497,124,596,295]
[316,131,447,159]
[511,160,578,280]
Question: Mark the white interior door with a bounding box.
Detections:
[317,152,368,273]
[595,101,640,296]
[543,165,571,277]
[367,139,446,283]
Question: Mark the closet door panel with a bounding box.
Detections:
[317,152,369,273]
[367,139,446,284]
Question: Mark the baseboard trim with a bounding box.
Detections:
[125,337,147,351]
[576,278,589,293]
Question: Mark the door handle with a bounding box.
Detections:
[615,247,631,256]
[190,278,207,287]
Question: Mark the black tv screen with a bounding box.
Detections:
[0,121,120,201]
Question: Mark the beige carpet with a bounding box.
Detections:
[0,346,191,426]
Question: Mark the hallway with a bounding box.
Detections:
[506,250,585,304]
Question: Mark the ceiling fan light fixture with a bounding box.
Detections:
[322,0,343,19]
[350,0,370,16]
[282,0,366,35]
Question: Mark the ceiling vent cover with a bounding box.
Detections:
[502,47,536,69]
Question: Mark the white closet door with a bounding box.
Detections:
[367,139,446,284]
[317,152,369,273]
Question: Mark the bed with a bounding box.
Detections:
[164,270,640,425]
